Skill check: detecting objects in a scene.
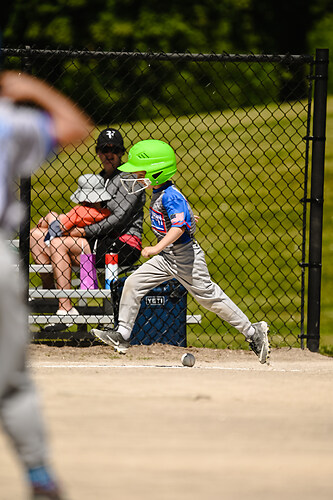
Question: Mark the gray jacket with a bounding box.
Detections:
[84,169,145,240]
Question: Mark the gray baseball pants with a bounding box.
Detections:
[0,234,48,469]
[118,240,253,338]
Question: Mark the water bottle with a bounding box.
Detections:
[105,253,118,289]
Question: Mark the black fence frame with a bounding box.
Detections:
[2,47,329,350]
[305,48,329,351]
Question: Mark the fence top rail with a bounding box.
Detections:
[2,47,314,65]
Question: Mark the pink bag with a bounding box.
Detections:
[80,253,98,289]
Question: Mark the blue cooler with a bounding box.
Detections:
[114,278,187,347]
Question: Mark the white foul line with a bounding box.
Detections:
[29,363,304,373]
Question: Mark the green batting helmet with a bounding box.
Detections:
[118,139,177,186]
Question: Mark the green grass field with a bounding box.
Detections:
[319,96,333,351]
[30,96,333,353]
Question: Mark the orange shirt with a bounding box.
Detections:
[60,205,111,231]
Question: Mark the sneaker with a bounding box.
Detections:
[32,486,64,499]
[56,307,79,316]
[91,327,130,354]
[29,466,65,499]
[52,307,79,327]
[247,321,270,364]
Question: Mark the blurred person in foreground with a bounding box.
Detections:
[0,69,93,499]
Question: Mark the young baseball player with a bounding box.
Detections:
[91,139,270,364]
[0,69,92,499]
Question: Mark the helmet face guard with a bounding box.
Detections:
[120,176,151,194]
[118,139,177,189]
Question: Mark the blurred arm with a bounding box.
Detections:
[0,71,93,146]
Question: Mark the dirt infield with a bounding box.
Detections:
[1,345,333,500]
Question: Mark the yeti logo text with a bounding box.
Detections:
[145,296,165,305]
[106,130,115,139]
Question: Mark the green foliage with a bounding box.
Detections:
[5,48,290,126]
[308,13,333,94]
[4,1,332,119]
[4,0,333,56]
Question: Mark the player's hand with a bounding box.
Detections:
[0,71,39,102]
[141,246,158,259]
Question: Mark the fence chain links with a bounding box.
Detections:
[4,48,314,349]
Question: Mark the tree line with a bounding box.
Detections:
[1,1,332,123]
[3,1,331,55]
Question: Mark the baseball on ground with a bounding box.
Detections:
[181,353,195,367]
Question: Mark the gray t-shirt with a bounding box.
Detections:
[84,169,145,241]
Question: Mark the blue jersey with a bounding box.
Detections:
[149,181,196,245]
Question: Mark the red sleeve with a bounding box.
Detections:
[61,206,111,230]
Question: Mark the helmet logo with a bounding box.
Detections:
[137,152,150,159]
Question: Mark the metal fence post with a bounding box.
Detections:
[307,48,329,352]
[19,46,32,301]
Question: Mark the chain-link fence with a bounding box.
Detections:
[3,48,323,349]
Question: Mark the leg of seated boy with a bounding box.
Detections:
[48,236,90,312]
